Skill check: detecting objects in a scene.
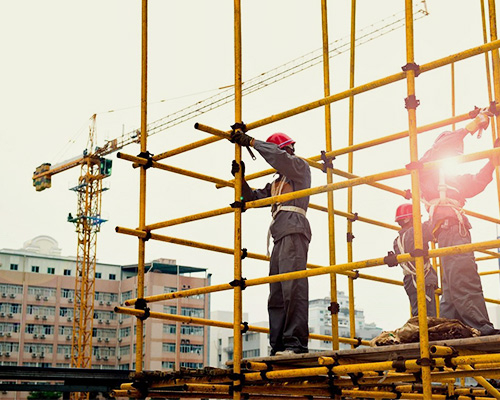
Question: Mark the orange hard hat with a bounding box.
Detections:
[395,203,413,222]
[266,132,295,149]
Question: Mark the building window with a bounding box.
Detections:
[163,324,177,335]
[109,274,116,280]
[32,266,39,273]
[162,361,175,370]
[95,272,102,279]
[47,268,55,275]
[9,264,18,271]
[162,343,176,353]
[63,270,71,276]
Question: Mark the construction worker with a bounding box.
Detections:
[229,129,311,355]
[419,111,500,335]
[392,203,438,317]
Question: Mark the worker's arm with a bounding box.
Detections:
[455,160,495,199]
[253,140,310,182]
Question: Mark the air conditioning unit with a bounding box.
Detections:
[39,353,45,359]
[96,355,101,360]
[105,338,109,342]
[103,356,108,361]
[5,333,11,337]
[106,301,111,306]
[97,338,102,342]
[98,319,103,324]
[68,298,73,303]
[9,294,15,299]
[0,352,3,356]
[33,333,38,338]
[40,334,45,339]
[66,335,71,340]
[1,293,6,298]
[32,353,37,358]
[117,356,121,360]
[7,314,13,319]
[65,354,70,359]
[35,315,40,320]
[2,391,7,394]
[4,352,9,358]
[67,317,72,322]
[35,294,41,300]
[43,296,48,301]
[42,315,47,320]
[0,333,3,337]
[117,338,122,343]
[119,320,123,324]
[99,300,104,305]
[105,320,110,325]
[0,313,5,318]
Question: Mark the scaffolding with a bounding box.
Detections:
[112,1,500,399]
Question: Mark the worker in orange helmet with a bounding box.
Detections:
[230,129,311,356]
[419,110,500,335]
[391,203,438,317]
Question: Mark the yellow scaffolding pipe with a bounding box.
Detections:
[113,306,370,346]
[403,0,431,398]
[319,0,339,351]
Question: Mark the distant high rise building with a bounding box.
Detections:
[0,236,210,399]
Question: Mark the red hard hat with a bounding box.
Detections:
[266,132,295,149]
[395,203,413,222]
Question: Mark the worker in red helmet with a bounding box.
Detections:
[230,129,311,356]
[418,111,500,335]
[391,203,438,317]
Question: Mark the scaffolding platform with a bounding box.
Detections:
[231,334,500,369]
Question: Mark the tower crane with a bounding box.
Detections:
[31,4,427,398]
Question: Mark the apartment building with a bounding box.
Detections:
[0,236,210,397]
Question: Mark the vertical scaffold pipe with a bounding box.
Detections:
[232,1,243,400]
[320,0,339,351]
[135,0,148,375]
[486,0,500,218]
[404,0,432,398]
[347,0,357,349]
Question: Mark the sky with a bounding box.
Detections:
[2,0,500,332]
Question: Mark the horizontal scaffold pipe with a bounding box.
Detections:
[116,228,500,304]
[160,39,500,164]
[115,226,404,291]
[117,152,233,188]
[130,147,500,234]
[240,353,500,383]
[113,306,369,346]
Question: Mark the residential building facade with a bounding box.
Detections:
[0,236,210,399]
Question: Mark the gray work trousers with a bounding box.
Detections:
[437,224,495,334]
[268,233,309,354]
[403,274,437,317]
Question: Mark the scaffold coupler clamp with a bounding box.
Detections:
[404,94,420,110]
[137,150,154,170]
[131,381,149,399]
[321,150,335,173]
[404,189,412,200]
[230,198,246,212]
[353,337,362,348]
[241,321,249,334]
[384,251,399,267]
[402,62,421,77]
[231,121,256,160]
[229,372,245,393]
[328,301,340,315]
[241,248,248,260]
[135,298,151,321]
[229,277,247,290]
[410,248,428,258]
[348,212,358,222]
